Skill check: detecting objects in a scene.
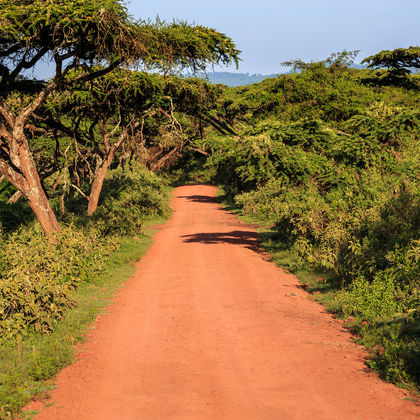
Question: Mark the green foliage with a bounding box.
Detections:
[282,49,360,72]
[0,0,239,242]
[0,0,239,95]
[0,231,164,418]
[0,164,171,416]
[0,223,117,341]
[39,69,222,214]
[361,47,420,87]
[91,166,171,235]
[205,53,420,389]
[362,46,420,70]
[0,200,34,233]
[365,312,420,387]
[150,20,240,72]
[0,165,169,341]
[0,0,144,94]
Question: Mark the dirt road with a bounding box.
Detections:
[31,185,418,419]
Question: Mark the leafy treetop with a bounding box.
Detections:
[0,0,141,91]
[0,0,240,94]
[362,46,420,71]
[281,50,360,73]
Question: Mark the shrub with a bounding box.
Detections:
[0,224,117,341]
[90,166,170,236]
[208,61,420,388]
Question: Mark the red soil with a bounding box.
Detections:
[29,185,418,419]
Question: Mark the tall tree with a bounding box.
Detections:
[362,47,420,86]
[0,0,240,237]
[42,71,224,215]
[0,0,149,237]
[362,46,420,71]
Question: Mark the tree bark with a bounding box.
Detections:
[0,141,61,237]
[8,190,22,203]
[27,185,61,235]
[87,158,112,216]
[0,87,61,239]
[13,129,61,236]
[86,127,129,216]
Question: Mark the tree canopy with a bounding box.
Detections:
[362,46,420,71]
[0,1,240,94]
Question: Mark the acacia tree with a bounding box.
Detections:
[362,46,420,86]
[0,0,240,236]
[132,75,226,172]
[42,70,167,215]
[42,71,225,215]
[362,46,420,71]
[0,0,152,236]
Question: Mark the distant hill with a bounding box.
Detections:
[192,67,366,87]
[187,64,420,87]
[194,72,280,87]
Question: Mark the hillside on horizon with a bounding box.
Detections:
[195,71,281,86]
[190,64,420,87]
[193,65,367,87]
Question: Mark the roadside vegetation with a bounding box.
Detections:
[0,165,171,419]
[180,48,419,391]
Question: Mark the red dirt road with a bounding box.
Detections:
[31,185,418,419]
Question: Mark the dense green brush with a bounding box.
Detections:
[199,54,419,390]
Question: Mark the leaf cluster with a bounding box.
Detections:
[362,46,420,70]
[0,0,240,95]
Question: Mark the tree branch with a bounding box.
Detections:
[69,183,89,200]
[0,122,13,143]
[0,157,27,193]
[0,96,16,127]
[17,81,57,126]
[70,59,122,87]
[9,48,49,83]
[0,43,20,58]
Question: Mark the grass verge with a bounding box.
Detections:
[0,214,171,420]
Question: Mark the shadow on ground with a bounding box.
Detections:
[182,230,264,254]
[177,194,220,204]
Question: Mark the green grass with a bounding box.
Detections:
[0,214,171,420]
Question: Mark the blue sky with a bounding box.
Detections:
[127,0,420,74]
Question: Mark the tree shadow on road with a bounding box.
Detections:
[181,230,265,254]
[177,194,220,204]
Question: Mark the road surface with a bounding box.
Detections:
[31,185,418,419]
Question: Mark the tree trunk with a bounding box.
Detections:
[27,187,61,235]
[0,128,61,238]
[0,91,61,239]
[17,132,61,236]
[87,158,112,216]
[86,127,129,216]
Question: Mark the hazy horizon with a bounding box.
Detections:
[129,0,420,74]
[27,0,419,79]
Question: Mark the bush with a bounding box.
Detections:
[0,224,117,341]
[92,166,170,235]
[0,165,171,340]
[208,61,420,389]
